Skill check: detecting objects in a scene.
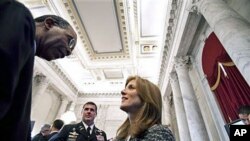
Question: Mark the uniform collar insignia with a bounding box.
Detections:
[79,125,84,131]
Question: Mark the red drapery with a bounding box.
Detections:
[202,32,250,123]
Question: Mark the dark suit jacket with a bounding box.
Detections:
[49,122,107,141]
[0,1,35,141]
[32,133,48,141]
[47,132,59,140]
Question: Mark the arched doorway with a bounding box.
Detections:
[202,32,250,123]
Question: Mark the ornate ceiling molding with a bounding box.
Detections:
[79,92,120,98]
[61,0,130,61]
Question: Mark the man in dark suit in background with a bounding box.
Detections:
[32,124,51,141]
[0,1,77,140]
[50,102,107,141]
[47,119,64,140]
[238,105,250,125]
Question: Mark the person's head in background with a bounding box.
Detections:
[238,105,250,125]
[51,119,64,132]
[117,75,162,139]
[34,15,77,61]
[81,101,98,126]
[40,124,51,136]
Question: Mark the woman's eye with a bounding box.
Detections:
[128,85,135,89]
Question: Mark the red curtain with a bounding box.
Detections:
[202,32,250,123]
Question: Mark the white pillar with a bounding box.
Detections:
[169,72,191,141]
[174,56,209,141]
[96,105,109,130]
[162,95,171,127]
[31,74,49,115]
[197,0,250,85]
[56,98,69,119]
[61,101,77,124]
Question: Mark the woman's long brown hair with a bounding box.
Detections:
[116,76,162,139]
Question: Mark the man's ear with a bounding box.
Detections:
[44,17,55,29]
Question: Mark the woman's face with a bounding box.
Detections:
[120,79,143,113]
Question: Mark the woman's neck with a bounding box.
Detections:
[128,108,141,124]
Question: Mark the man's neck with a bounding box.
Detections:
[82,121,94,127]
[50,128,59,133]
[50,130,58,133]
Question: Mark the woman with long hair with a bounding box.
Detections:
[115,76,175,141]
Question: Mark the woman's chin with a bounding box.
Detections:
[120,105,128,112]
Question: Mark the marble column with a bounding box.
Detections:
[174,56,209,141]
[56,98,69,119]
[61,101,77,124]
[32,74,49,110]
[69,102,76,111]
[162,95,172,127]
[197,0,250,85]
[95,105,109,130]
[169,72,191,141]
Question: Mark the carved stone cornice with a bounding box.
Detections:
[158,0,183,87]
[132,0,138,35]
[47,61,78,94]
[34,73,50,85]
[169,72,178,83]
[79,92,120,98]
[174,56,191,69]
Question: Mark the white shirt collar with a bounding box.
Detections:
[82,121,94,134]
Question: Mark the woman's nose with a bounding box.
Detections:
[121,89,126,95]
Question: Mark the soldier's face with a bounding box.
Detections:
[82,104,97,123]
